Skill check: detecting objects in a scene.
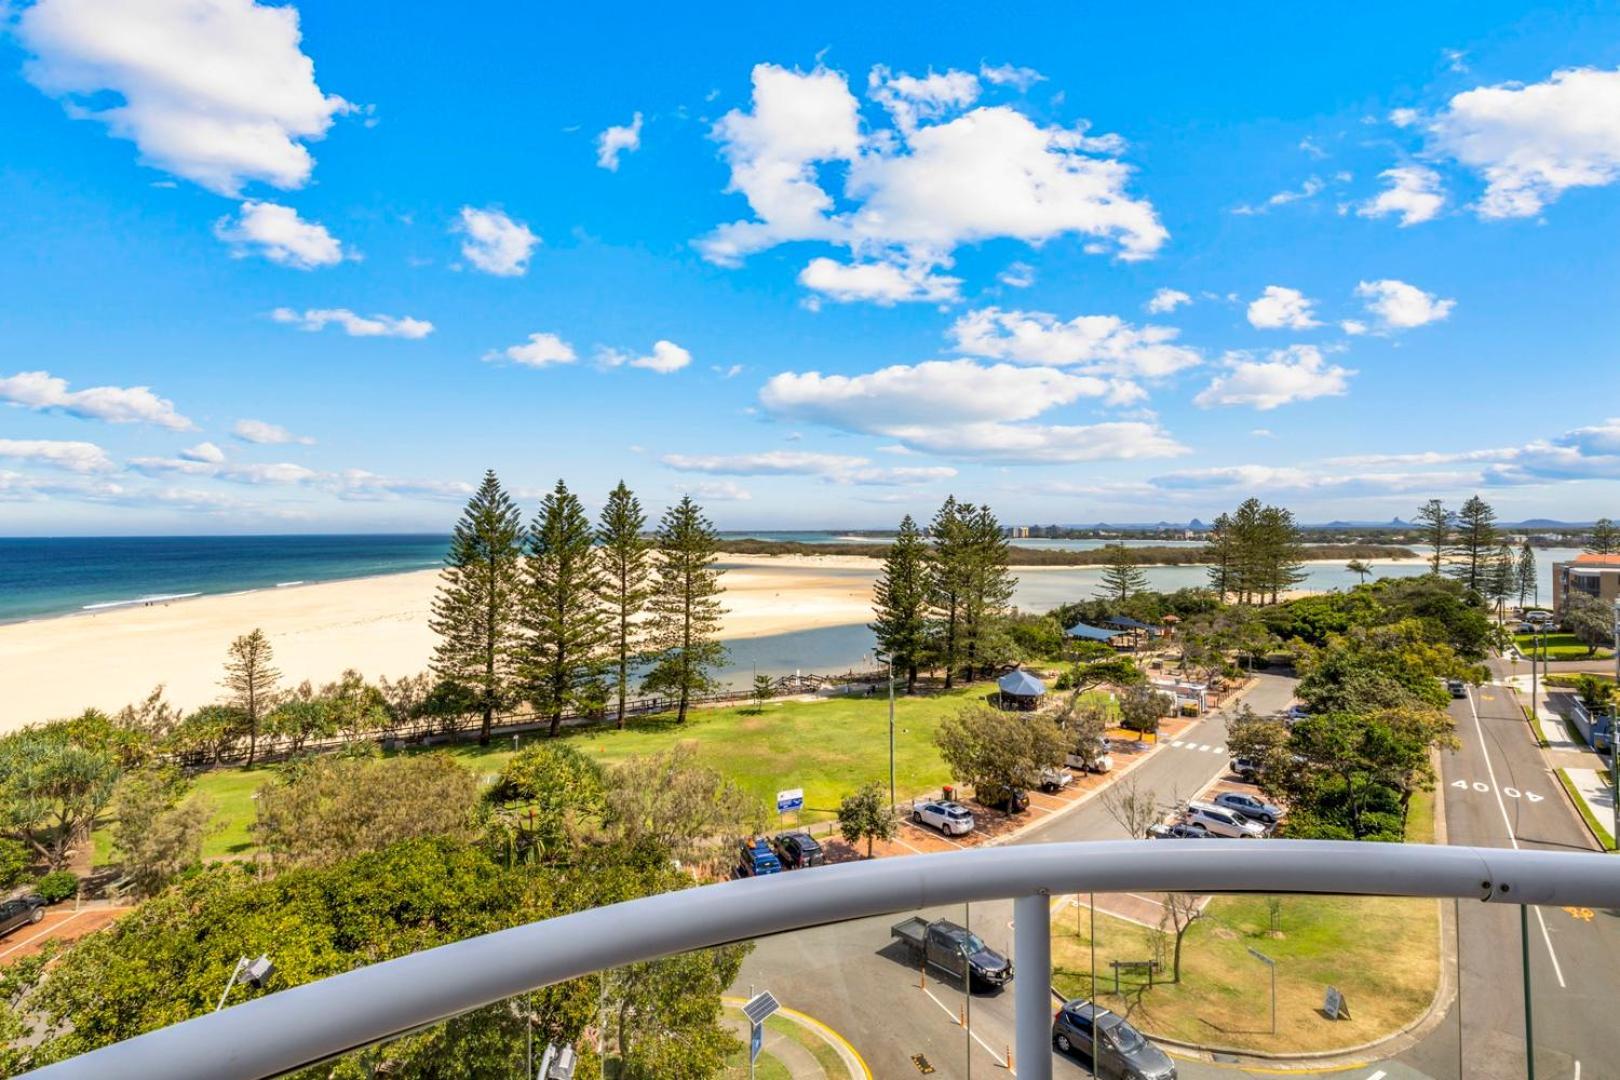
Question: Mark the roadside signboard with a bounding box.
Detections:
[1323,985,1350,1020]
[749,1020,763,1063]
[776,788,804,814]
[742,990,779,1073]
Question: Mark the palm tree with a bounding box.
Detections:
[1345,558,1372,584]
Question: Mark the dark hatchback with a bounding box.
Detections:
[770,832,826,869]
[1052,1000,1176,1079]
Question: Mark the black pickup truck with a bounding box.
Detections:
[890,916,1013,989]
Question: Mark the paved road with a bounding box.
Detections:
[732,670,1620,1080]
[1390,676,1620,1080]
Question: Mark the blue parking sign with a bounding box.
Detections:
[750,1020,763,1063]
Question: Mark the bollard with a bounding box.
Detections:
[959,1002,967,1027]
[1006,1044,1013,1070]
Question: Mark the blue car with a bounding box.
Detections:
[737,838,783,877]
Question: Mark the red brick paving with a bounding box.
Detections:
[0,905,126,966]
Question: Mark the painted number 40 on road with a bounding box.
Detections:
[1452,779,1543,801]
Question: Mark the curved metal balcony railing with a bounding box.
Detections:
[21,840,1620,1080]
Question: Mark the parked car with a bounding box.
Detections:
[769,831,825,869]
[1146,822,1213,840]
[1229,755,1264,783]
[1052,999,1177,1079]
[979,785,1030,814]
[1447,678,1468,699]
[890,916,1013,989]
[0,896,45,940]
[735,837,783,877]
[1039,766,1074,793]
[1183,802,1267,838]
[1066,736,1115,774]
[1283,704,1310,724]
[1212,791,1283,826]
[913,800,975,836]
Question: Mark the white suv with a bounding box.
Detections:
[913,800,976,836]
[1183,802,1266,838]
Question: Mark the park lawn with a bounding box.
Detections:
[147,680,1107,862]
[1514,633,1612,661]
[1050,892,1439,1054]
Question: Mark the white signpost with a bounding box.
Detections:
[776,788,804,828]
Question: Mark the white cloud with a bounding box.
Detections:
[1194,345,1354,410]
[328,470,474,502]
[1234,177,1324,215]
[17,0,351,195]
[1422,66,1620,219]
[1340,319,1368,335]
[1144,288,1191,314]
[596,112,644,171]
[700,64,1165,300]
[180,441,226,463]
[0,437,115,472]
[454,207,539,276]
[1151,464,1471,497]
[679,479,752,502]
[713,363,744,379]
[998,261,1035,288]
[1358,165,1445,226]
[798,256,960,305]
[271,307,433,338]
[487,332,577,368]
[948,307,1201,389]
[1354,279,1455,329]
[660,449,956,486]
[597,340,692,374]
[979,62,1045,91]
[0,369,192,430]
[1246,286,1321,330]
[868,65,980,132]
[216,201,343,268]
[760,358,1186,463]
[232,418,314,445]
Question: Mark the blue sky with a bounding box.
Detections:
[3,1,1620,534]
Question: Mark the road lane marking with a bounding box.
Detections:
[1366,1071,1387,1080]
[919,986,1013,1072]
[1465,687,1567,989]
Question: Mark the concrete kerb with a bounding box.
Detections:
[721,996,871,1079]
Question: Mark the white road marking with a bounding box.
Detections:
[1464,687,1567,989]
[1366,1071,1387,1080]
[919,986,1014,1072]
[1172,741,1185,748]
[1197,744,1212,752]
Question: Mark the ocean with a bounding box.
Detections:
[0,535,450,624]
[0,533,1578,631]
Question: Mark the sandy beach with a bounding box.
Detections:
[0,552,1420,732]
[0,560,881,731]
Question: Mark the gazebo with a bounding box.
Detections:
[996,669,1047,710]
[1102,615,1158,635]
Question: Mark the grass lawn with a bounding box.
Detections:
[1514,633,1612,661]
[1051,892,1439,1054]
[104,678,1106,863]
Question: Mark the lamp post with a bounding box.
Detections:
[216,954,274,1012]
[875,650,896,808]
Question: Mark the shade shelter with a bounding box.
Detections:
[1102,615,1158,634]
[996,669,1047,710]
[1066,622,1125,643]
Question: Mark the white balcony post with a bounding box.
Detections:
[1014,891,1053,1080]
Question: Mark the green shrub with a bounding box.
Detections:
[0,839,30,890]
[34,870,78,904]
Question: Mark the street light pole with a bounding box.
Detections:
[888,656,897,809]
